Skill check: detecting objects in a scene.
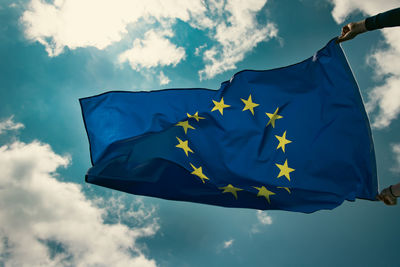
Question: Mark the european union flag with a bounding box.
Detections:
[80,38,377,213]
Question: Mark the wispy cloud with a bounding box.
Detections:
[216,238,234,253]
[194,44,207,56]
[0,119,159,266]
[198,0,278,80]
[0,116,24,134]
[251,210,273,233]
[330,0,400,128]
[118,29,186,70]
[158,71,171,86]
[256,210,273,225]
[391,143,400,173]
[21,0,277,79]
[223,239,234,249]
[21,0,206,57]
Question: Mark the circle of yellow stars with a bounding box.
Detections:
[174,93,295,206]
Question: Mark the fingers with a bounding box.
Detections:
[377,193,397,206]
[337,37,345,43]
[337,31,357,43]
[337,26,348,43]
[337,23,358,43]
[337,21,367,43]
[337,34,351,43]
[384,197,396,206]
[341,25,350,35]
[377,188,398,205]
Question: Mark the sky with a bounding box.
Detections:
[1,0,400,266]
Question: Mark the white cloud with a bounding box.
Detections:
[95,195,157,228]
[118,29,186,70]
[223,239,234,249]
[194,44,207,56]
[158,71,171,86]
[330,0,400,128]
[199,0,278,79]
[256,210,273,225]
[251,210,272,233]
[365,75,400,128]
[21,0,206,57]
[0,116,24,134]
[21,0,278,79]
[0,119,159,266]
[330,0,400,23]
[216,238,234,253]
[391,143,400,173]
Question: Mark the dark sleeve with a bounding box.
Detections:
[365,7,400,31]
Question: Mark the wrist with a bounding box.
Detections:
[356,20,367,33]
[391,184,400,197]
[389,186,399,198]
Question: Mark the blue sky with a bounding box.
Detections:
[1,0,400,266]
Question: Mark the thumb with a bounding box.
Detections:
[337,32,349,43]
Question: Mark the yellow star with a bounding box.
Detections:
[176,137,193,156]
[176,120,195,134]
[190,163,210,183]
[219,184,243,200]
[187,111,205,122]
[266,107,283,128]
[253,186,276,204]
[211,97,230,115]
[277,186,291,194]
[275,131,292,152]
[241,94,259,115]
[275,159,295,181]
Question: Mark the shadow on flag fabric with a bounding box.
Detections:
[80,38,378,213]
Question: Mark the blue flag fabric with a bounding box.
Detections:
[80,38,377,213]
